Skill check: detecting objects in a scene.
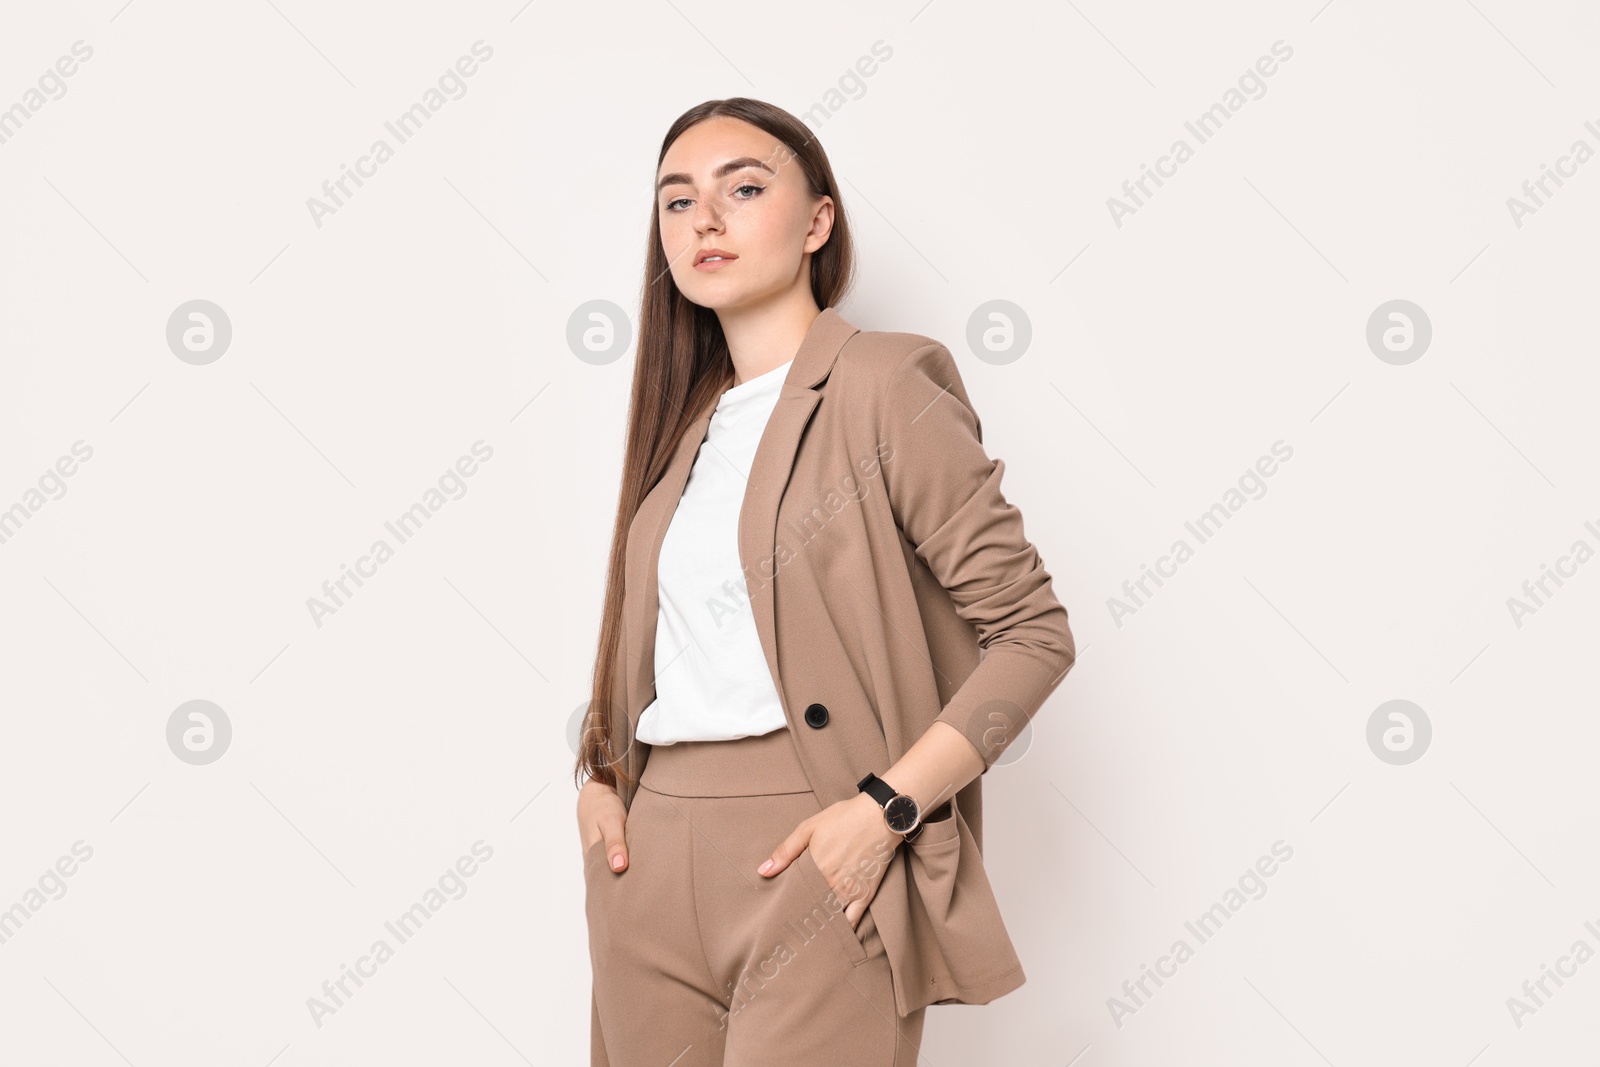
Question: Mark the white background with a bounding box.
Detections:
[2,0,1597,1064]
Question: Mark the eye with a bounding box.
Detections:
[732,183,763,200]
[664,196,690,212]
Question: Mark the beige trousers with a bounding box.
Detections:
[584,726,927,1066]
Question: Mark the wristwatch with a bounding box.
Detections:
[857,772,924,842]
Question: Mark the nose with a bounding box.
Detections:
[692,197,724,235]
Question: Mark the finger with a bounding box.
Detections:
[843,898,864,930]
[606,828,629,871]
[758,827,810,877]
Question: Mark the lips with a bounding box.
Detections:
[694,248,737,266]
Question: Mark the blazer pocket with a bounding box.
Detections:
[909,806,960,852]
[901,805,1026,997]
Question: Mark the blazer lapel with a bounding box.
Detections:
[625,306,861,737]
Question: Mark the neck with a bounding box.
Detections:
[715,288,822,388]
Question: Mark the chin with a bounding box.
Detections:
[676,283,754,312]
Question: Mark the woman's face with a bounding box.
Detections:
[655,116,833,311]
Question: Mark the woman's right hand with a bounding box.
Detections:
[578,778,629,873]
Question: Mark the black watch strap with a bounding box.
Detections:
[857,772,923,841]
[857,772,895,807]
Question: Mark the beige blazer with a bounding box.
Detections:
[605,306,1076,1018]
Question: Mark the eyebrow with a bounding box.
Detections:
[656,156,776,194]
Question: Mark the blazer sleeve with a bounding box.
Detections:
[877,340,1076,771]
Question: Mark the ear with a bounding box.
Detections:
[803,195,835,254]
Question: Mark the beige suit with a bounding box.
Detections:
[603,306,1076,1019]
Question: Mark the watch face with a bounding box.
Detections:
[885,795,920,834]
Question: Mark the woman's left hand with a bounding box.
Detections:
[759,793,901,929]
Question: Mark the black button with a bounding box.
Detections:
[803,702,829,728]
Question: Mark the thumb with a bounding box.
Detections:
[588,815,628,873]
[603,826,629,872]
[758,826,811,877]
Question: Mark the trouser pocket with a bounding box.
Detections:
[793,848,875,967]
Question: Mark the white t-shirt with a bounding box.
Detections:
[635,357,795,744]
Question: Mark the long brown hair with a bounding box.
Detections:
[574,98,856,792]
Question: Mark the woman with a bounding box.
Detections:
[575,97,1075,1067]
